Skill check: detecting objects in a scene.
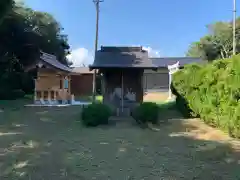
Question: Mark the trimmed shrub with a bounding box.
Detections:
[81,103,112,127]
[171,55,240,138]
[132,102,160,125]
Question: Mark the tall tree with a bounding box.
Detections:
[187,18,240,61]
[0,0,14,23]
[0,2,71,97]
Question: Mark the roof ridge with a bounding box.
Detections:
[40,52,72,72]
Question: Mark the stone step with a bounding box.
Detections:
[109,116,136,127]
[109,116,134,121]
[116,108,131,117]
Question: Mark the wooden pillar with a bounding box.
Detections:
[63,75,67,101]
[101,74,105,97]
[62,75,64,90]
[41,91,44,100]
[53,91,56,100]
[34,79,37,102]
[102,74,107,104]
[68,75,71,94]
[48,90,50,100]
[140,72,144,103]
[61,75,64,101]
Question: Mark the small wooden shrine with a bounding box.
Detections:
[90,46,157,116]
[25,51,73,103]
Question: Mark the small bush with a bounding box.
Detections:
[81,103,112,127]
[132,102,159,124]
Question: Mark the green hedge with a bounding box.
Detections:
[132,102,160,125]
[171,55,240,138]
[81,103,112,127]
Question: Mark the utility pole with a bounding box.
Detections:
[233,0,236,55]
[92,0,103,102]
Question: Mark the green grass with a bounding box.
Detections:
[75,95,103,102]
[0,95,32,109]
[0,100,239,179]
[95,95,103,101]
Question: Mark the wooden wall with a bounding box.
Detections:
[102,68,143,111]
[144,68,169,90]
[35,74,61,91]
[35,68,71,100]
[70,74,93,96]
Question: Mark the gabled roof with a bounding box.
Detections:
[90,46,157,69]
[39,51,73,72]
[150,57,202,67]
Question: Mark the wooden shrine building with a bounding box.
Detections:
[89,46,157,116]
[25,51,74,103]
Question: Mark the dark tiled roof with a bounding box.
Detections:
[100,46,147,52]
[90,46,157,69]
[150,57,202,67]
[40,51,72,72]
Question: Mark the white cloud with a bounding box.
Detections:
[67,48,93,67]
[142,46,161,57]
[15,0,23,2]
[15,0,25,4]
[67,46,160,67]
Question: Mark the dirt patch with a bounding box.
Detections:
[182,119,231,141]
[178,119,240,151]
[144,92,171,102]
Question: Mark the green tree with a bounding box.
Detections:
[187,18,240,61]
[0,0,14,23]
[187,35,221,60]
[0,2,71,98]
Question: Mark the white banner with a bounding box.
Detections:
[167,61,179,74]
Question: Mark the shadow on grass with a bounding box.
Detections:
[0,104,239,179]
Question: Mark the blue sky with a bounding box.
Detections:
[25,0,239,66]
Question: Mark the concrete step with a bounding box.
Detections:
[109,116,134,121]
[116,108,131,117]
[108,116,136,127]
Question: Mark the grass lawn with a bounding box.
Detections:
[0,101,240,179]
[75,95,103,102]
